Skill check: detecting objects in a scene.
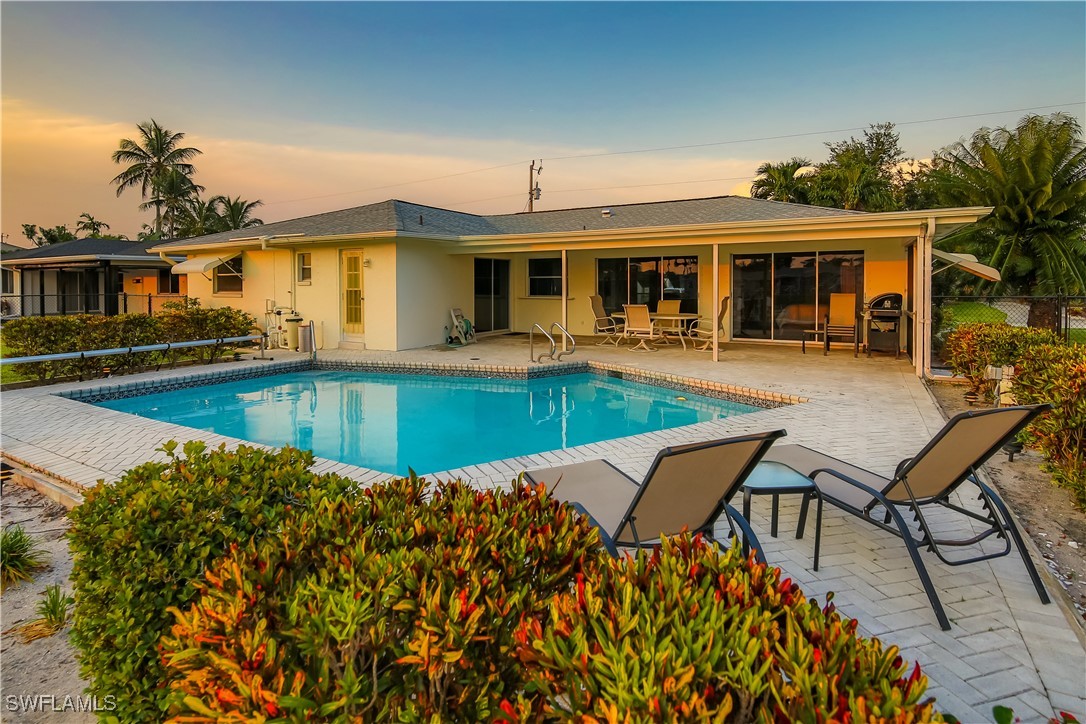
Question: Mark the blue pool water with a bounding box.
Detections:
[96,371,759,475]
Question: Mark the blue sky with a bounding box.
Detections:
[2,2,1084,240]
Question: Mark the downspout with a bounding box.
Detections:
[917,218,936,379]
[712,243,720,363]
[158,252,177,266]
[561,249,568,353]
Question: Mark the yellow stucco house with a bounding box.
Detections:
[149,195,991,377]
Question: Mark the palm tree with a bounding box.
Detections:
[111,120,202,235]
[930,113,1086,325]
[141,169,204,238]
[75,213,110,237]
[810,162,896,211]
[213,196,264,230]
[749,157,813,204]
[175,197,223,238]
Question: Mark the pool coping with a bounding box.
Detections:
[59,358,809,409]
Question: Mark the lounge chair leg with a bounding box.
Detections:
[979,482,1051,604]
[883,504,952,630]
[813,494,823,571]
[770,494,779,537]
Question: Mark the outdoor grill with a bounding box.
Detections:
[866,293,903,357]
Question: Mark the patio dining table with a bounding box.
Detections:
[612,311,700,350]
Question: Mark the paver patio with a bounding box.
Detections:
[1,337,1083,721]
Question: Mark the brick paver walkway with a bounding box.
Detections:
[2,337,1082,721]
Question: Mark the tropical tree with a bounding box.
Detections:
[749,157,813,204]
[75,213,110,237]
[141,169,205,238]
[929,113,1086,325]
[111,120,202,235]
[21,224,76,246]
[213,195,264,230]
[175,197,223,238]
[809,123,904,211]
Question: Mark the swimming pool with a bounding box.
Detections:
[96,370,760,475]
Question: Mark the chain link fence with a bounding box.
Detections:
[931,295,1086,370]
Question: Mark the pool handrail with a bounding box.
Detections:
[530,323,556,363]
[0,334,266,366]
[551,322,576,361]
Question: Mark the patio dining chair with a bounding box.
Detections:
[655,299,682,345]
[762,404,1052,630]
[690,297,730,352]
[590,295,624,346]
[525,430,786,558]
[622,304,661,352]
[820,293,858,357]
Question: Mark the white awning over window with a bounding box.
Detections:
[170,252,240,275]
[931,248,1001,282]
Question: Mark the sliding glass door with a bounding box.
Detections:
[732,251,864,340]
[596,256,698,314]
[474,258,510,333]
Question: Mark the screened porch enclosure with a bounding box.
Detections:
[731,251,864,341]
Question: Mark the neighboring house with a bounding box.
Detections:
[150,195,992,377]
[1,242,22,303]
[0,238,186,318]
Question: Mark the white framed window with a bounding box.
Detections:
[213,258,243,294]
[297,252,312,283]
[527,258,563,297]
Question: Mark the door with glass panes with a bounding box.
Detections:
[341,250,365,340]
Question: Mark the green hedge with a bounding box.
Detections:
[942,323,1062,397]
[1,300,255,381]
[942,322,1085,509]
[69,442,357,721]
[1013,344,1086,506]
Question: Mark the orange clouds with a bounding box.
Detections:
[2,98,760,241]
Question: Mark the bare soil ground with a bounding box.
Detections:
[928,381,1086,627]
[0,484,92,723]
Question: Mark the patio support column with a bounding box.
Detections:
[915,218,936,379]
[561,248,568,352]
[712,243,720,362]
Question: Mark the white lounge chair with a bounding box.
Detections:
[622,304,661,352]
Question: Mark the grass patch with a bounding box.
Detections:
[943,301,1009,325]
[1069,328,1086,345]
[0,342,32,385]
[1,525,48,588]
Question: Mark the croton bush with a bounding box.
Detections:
[506,534,943,722]
[162,476,604,721]
[942,323,1062,398]
[1013,343,1086,507]
[2,300,255,381]
[69,442,356,721]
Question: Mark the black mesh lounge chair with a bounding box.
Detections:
[763,405,1052,630]
[525,430,786,559]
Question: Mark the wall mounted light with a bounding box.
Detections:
[362,258,372,268]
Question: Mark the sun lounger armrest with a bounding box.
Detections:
[809,467,892,515]
[723,504,766,565]
[893,457,914,477]
[569,501,619,558]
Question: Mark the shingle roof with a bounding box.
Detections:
[152,195,861,250]
[0,238,164,262]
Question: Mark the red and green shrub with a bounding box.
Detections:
[69,442,357,721]
[162,477,605,721]
[1013,343,1086,506]
[507,534,943,722]
[943,323,1061,397]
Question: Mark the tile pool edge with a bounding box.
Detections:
[56,358,809,409]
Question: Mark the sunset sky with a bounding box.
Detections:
[2,1,1084,244]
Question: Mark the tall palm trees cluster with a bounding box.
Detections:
[111,120,263,240]
[750,113,1086,296]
